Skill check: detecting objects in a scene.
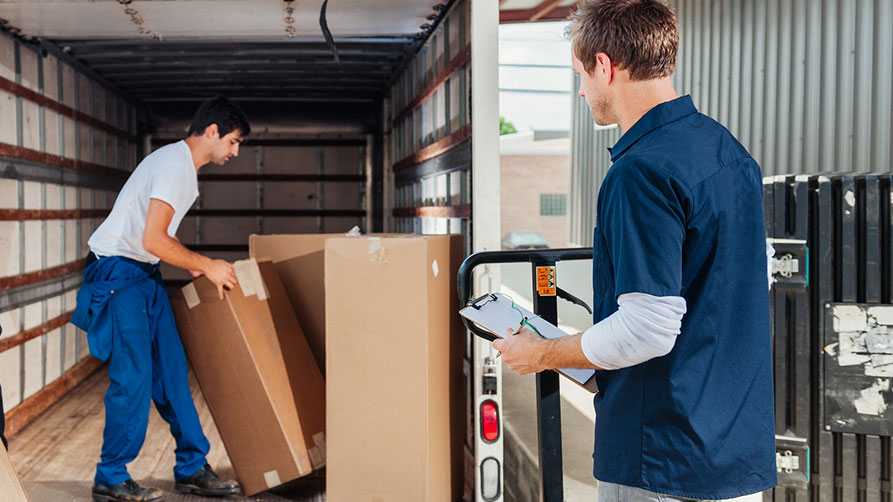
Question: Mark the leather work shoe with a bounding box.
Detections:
[174,464,241,497]
[92,479,164,502]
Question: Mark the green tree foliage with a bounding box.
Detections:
[499,116,517,135]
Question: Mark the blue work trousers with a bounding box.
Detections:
[75,256,209,486]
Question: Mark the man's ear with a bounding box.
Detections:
[596,52,614,83]
[205,123,219,139]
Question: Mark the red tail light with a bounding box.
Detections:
[481,400,499,442]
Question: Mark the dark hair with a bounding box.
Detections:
[567,0,678,81]
[187,96,251,138]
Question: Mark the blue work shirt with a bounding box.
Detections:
[591,96,776,499]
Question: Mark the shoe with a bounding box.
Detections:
[92,479,164,502]
[174,464,241,497]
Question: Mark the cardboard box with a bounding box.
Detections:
[170,258,326,496]
[249,234,343,376]
[0,445,29,501]
[324,234,465,502]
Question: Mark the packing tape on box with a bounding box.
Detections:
[233,259,269,301]
[368,237,387,264]
[182,282,200,309]
[263,470,281,489]
[308,432,327,468]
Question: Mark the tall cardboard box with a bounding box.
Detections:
[249,233,345,376]
[325,235,465,502]
[0,446,29,501]
[170,258,326,496]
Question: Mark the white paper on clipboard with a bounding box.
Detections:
[460,293,597,392]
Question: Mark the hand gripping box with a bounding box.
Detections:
[324,234,466,502]
[170,258,325,496]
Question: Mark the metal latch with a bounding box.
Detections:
[772,253,800,278]
[767,238,808,290]
[775,435,809,487]
[776,450,800,473]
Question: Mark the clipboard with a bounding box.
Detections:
[460,293,598,393]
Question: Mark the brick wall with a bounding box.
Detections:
[500,153,570,248]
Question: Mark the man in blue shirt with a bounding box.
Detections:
[493,0,777,500]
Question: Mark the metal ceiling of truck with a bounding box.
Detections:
[0,0,575,129]
[0,0,449,107]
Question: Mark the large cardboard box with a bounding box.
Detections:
[0,445,29,502]
[324,234,465,502]
[170,258,326,496]
[249,233,344,376]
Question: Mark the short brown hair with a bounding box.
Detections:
[568,0,678,81]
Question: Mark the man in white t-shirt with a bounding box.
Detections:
[72,97,248,502]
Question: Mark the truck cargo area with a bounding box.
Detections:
[8,368,324,502]
[0,0,510,500]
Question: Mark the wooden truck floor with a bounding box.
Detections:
[7,366,324,502]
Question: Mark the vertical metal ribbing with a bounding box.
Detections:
[14,42,26,401]
[100,88,108,167]
[256,142,264,235]
[864,176,883,502]
[14,42,22,148]
[38,49,46,154]
[74,73,81,162]
[815,175,835,502]
[17,178,25,406]
[74,186,81,361]
[88,83,95,164]
[459,66,468,129]
[839,174,859,502]
[317,137,325,233]
[794,178,811,502]
[59,185,66,377]
[57,59,64,159]
[40,182,47,388]
[444,17,452,138]
[444,171,451,235]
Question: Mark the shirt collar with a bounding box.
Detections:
[607,95,698,162]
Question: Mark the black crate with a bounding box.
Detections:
[765,173,893,502]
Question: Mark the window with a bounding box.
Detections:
[540,194,567,216]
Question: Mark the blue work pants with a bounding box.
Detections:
[77,257,209,486]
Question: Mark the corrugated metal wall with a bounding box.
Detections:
[389,0,471,241]
[569,0,893,246]
[0,30,139,435]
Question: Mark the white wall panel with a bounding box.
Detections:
[0,90,16,145]
[0,349,21,411]
[0,35,14,81]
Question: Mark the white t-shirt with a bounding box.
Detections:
[88,140,199,264]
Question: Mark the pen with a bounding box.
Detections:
[496,318,528,359]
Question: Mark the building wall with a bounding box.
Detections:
[500,153,569,248]
[570,0,893,246]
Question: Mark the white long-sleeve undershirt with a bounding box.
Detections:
[581,240,777,370]
[581,293,687,370]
